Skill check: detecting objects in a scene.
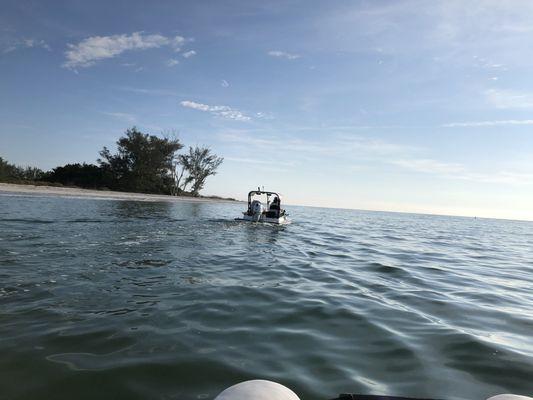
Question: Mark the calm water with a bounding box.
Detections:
[1,193,532,400]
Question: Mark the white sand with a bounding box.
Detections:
[0,183,240,204]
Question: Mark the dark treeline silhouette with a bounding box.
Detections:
[46,163,111,189]
[0,157,46,182]
[0,127,224,196]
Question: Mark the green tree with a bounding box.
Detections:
[46,163,110,188]
[0,157,44,182]
[0,157,17,181]
[19,166,45,181]
[98,127,183,194]
[180,146,223,196]
[171,153,194,195]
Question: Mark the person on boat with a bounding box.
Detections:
[268,196,281,218]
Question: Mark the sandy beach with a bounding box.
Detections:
[0,183,240,204]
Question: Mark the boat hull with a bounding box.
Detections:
[236,214,290,225]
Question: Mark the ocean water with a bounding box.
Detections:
[0,192,532,400]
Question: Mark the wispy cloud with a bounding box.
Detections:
[3,38,50,53]
[255,111,273,120]
[180,100,251,121]
[268,50,300,60]
[118,86,179,96]
[102,112,137,123]
[166,58,179,67]
[220,130,533,186]
[485,88,533,109]
[443,119,533,127]
[390,158,533,185]
[225,157,290,173]
[219,131,278,148]
[63,32,186,69]
[472,55,507,71]
[469,171,533,185]
[390,158,464,174]
[182,50,196,58]
[225,157,295,167]
[317,0,533,76]
[219,130,415,157]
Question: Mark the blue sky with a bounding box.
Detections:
[2,1,533,220]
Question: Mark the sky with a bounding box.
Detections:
[2,0,533,220]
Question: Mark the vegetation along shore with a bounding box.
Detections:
[0,127,226,198]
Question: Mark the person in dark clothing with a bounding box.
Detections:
[268,196,281,218]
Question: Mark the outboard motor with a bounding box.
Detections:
[250,200,264,222]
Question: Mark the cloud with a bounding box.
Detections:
[255,111,273,120]
[472,56,507,71]
[23,39,51,50]
[443,119,533,127]
[180,101,251,121]
[219,131,278,148]
[315,0,533,75]
[102,112,137,123]
[167,58,180,67]
[390,158,533,185]
[118,86,179,96]
[268,50,300,60]
[219,130,415,157]
[225,157,295,167]
[225,157,292,173]
[63,32,186,68]
[485,89,533,109]
[182,50,196,58]
[220,130,533,186]
[390,158,465,174]
[3,38,50,53]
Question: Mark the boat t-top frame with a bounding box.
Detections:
[237,187,289,223]
[247,189,282,212]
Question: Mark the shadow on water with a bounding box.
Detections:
[102,199,174,220]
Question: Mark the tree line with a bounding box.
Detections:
[0,127,223,196]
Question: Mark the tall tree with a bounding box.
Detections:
[182,146,223,196]
[172,153,194,195]
[98,127,183,194]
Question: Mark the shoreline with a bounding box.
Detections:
[0,183,241,204]
[4,182,532,223]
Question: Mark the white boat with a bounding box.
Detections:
[236,189,290,225]
[215,380,533,400]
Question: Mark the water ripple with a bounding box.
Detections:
[0,195,532,399]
